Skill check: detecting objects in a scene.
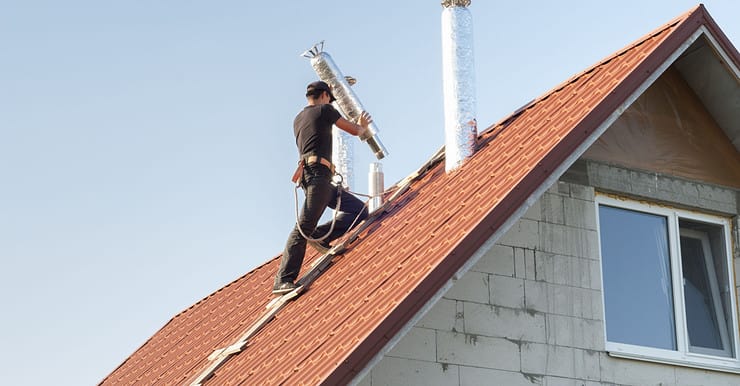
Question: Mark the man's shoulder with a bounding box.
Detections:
[319,103,338,113]
[320,104,341,121]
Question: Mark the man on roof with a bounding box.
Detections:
[273,81,371,295]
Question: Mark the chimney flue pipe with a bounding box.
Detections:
[368,162,384,213]
[441,0,477,173]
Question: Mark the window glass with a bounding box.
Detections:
[681,235,724,351]
[680,223,733,358]
[599,205,676,350]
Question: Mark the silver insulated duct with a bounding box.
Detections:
[302,41,389,160]
[368,162,384,213]
[331,76,357,189]
[332,126,354,189]
[441,0,477,173]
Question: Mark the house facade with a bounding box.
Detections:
[359,167,739,386]
[101,5,739,385]
[358,33,740,384]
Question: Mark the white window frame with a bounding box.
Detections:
[680,228,733,358]
[595,195,740,372]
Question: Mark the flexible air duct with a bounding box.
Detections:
[302,42,389,160]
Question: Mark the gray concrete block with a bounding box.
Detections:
[539,222,599,259]
[515,247,526,280]
[546,284,602,320]
[546,314,605,351]
[568,183,595,202]
[696,184,736,212]
[589,258,602,290]
[547,181,571,197]
[587,163,632,193]
[674,366,740,386]
[557,181,572,196]
[490,275,525,309]
[656,177,702,208]
[542,376,602,386]
[573,348,601,381]
[524,279,548,314]
[498,218,540,250]
[552,253,574,287]
[463,302,546,343]
[514,247,536,280]
[561,159,590,187]
[437,330,520,371]
[586,162,738,216]
[542,192,566,225]
[521,343,599,380]
[520,342,548,375]
[522,198,543,221]
[525,248,536,280]
[369,356,460,386]
[417,298,461,332]
[386,327,437,362]
[564,196,597,230]
[534,251,549,283]
[445,271,490,304]
[629,169,660,197]
[460,367,540,386]
[535,253,602,290]
[472,244,515,277]
[525,281,602,320]
[599,352,676,385]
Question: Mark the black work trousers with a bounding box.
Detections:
[276,164,368,285]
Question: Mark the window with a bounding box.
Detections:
[596,196,739,371]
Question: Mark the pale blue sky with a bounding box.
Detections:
[1,1,738,385]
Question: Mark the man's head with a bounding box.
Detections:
[306,81,336,103]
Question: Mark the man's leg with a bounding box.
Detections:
[276,179,333,286]
[313,187,368,244]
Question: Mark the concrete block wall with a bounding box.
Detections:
[357,161,739,386]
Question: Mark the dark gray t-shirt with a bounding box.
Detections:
[293,104,341,161]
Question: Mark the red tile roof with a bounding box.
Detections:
[101,5,739,385]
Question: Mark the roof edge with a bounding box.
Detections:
[695,4,740,73]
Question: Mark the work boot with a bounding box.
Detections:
[272,282,298,295]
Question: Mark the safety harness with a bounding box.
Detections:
[291,155,342,243]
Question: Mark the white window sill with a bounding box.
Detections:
[607,349,740,375]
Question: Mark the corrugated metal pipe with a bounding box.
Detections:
[441,0,478,173]
[331,76,357,189]
[368,162,384,213]
[302,42,389,160]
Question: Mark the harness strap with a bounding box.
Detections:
[304,155,335,174]
[291,155,336,184]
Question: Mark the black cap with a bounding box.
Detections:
[306,81,336,102]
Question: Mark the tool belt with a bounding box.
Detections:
[291,155,335,183]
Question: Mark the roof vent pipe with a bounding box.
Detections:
[441,0,477,173]
[368,162,384,213]
[302,42,389,160]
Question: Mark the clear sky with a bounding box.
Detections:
[2,1,738,384]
